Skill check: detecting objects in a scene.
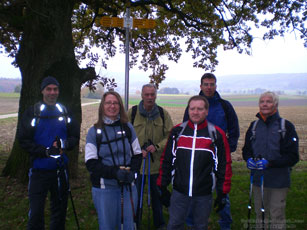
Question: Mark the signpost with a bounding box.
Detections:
[99,10,156,110]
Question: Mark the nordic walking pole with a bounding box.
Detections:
[119,166,126,230]
[260,172,265,230]
[147,153,151,230]
[247,171,254,230]
[55,137,80,230]
[128,184,137,230]
[68,186,80,230]
[63,167,80,230]
[138,157,146,230]
[121,184,124,230]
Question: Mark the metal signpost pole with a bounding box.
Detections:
[99,9,156,111]
[124,7,131,111]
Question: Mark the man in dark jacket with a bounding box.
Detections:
[183,73,239,230]
[242,91,299,230]
[18,76,80,230]
[157,95,231,230]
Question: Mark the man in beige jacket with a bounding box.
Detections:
[128,84,173,230]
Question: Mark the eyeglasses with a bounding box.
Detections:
[105,101,119,106]
[202,83,216,87]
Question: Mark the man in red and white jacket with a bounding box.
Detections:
[157,95,232,230]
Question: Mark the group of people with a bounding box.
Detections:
[19,74,299,230]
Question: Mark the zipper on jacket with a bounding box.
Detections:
[189,123,197,197]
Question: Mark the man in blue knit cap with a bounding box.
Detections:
[18,76,80,230]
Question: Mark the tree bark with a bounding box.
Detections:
[2,0,95,182]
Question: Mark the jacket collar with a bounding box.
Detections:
[256,110,280,124]
[199,90,221,101]
[187,119,208,130]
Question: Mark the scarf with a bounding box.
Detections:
[138,100,160,120]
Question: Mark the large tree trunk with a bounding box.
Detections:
[2,0,95,182]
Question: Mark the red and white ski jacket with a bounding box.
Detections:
[157,119,232,196]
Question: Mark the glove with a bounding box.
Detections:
[256,158,269,170]
[116,169,135,184]
[116,169,127,183]
[214,193,227,213]
[247,158,257,170]
[46,146,60,156]
[125,170,135,184]
[159,186,171,207]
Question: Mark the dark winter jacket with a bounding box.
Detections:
[183,91,239,152]
[242,111,299,188]
[18,102,80,169]
[157,119,232,197]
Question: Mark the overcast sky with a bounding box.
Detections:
[1,33,306,82]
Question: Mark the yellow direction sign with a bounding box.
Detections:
[133,18,156,29]
[99,16,156,29]
[100,17,124,27]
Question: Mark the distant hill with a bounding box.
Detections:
[155,73,307,95]
[1,73,307,95]
[0,78,21,93]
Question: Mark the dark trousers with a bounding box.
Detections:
[168,189,212,230]
[27,168,68,230]
[136,173,165,229]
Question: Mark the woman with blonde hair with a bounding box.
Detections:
[85,91,142,230]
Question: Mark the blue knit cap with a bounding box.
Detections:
[41,76,60,91]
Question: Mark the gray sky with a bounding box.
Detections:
[1,33,306,82]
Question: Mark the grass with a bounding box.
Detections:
[0,92,20,98]
[1,148,306,229]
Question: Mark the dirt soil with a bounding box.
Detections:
[1,104,306,161]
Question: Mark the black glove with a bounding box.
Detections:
[116,169,126,183]
[116,169,135,185]
[125,170,135,184]
[159,186,171,207]
[214,193,227,213]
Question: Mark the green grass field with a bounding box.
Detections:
[0,92,20,98]
[1,151,306,230]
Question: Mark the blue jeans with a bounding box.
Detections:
[168,189,212,230]
[92,184,138,230]
[186,194,232,230]
[136,173,165,228]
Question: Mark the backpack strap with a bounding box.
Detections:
[95,124,134,160]
[176,121,188,143]
[31,102,70,127]
[131,104,165,136]
[95,128,102,156]
[251,118,286,141]
[207,121,217,146]
[251,120,259,141]
[131,105,138,125]
[279,118,286,139]
[157,105,165,136]
[122,123,135,156]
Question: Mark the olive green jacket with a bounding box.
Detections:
[128,105,173,174]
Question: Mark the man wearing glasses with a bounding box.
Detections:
[183,73,239,230]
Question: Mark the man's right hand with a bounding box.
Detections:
[159,186,171,207]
